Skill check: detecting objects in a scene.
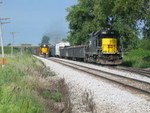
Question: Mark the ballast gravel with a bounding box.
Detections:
[35,56,150,113]
[52,57,150,83]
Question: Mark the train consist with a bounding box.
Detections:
[37,29,123,65]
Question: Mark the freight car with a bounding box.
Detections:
[59,29,122,65]
[50,42,70,57]
[50,45,55,56]
[60,45,87,60]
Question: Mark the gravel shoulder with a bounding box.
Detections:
[35,56,150,113]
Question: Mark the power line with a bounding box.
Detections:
[0,18,10,21]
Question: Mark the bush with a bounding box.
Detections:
[139,38,150,50]
[122,48,150,68]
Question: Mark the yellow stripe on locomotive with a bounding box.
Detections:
[102,38,117,53]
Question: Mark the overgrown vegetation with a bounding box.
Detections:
[0,55,73,113]
[122,48,150,68]
[0,55,44,113]
[37,77,73,113]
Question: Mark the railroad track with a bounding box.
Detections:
[105,66,150,78]
[116,66,150,78]
[48,57,150,95]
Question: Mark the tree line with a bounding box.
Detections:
[66,0,150,50]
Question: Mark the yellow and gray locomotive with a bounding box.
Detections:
[60,29,122,65]
[86,29,122,65]
[40,44,49,57]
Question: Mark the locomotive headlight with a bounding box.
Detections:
[102,31,106,34]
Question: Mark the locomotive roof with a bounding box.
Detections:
[90,30,119,37]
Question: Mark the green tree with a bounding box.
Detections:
[143,0,150,39]
[66,0,149,50]
[41,35,50,45]
[111,0,147,50]
[139,38,150,50]
[66,0,95,45]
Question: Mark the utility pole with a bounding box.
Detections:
[20,47,23,55]
[0,18,10,67]
[9,32,19,57]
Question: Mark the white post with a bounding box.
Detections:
[0,22,5,67]
[10,32,19,57]
[11,32,14,57]
[20,46,23,55]
[0,18,10,67]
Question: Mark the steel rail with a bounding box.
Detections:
[48,58,150,95]
[107,66,150,78]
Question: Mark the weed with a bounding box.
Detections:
[51,93,62,102]
[82,90,96,113]
[57,78,73,113]
[41,68,56,77]
[42,90,50,99]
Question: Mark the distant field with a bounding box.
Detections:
[0,46,34,56]
[0,46,20,55]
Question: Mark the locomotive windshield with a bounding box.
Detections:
[98,34,119,39]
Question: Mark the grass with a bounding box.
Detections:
[0,55,44,113]
[0,54,99,113]
[42,90,50,99]
[122,48,150,68]
[0,54,74,113]
[51,93,62,102]
[37,77,73,113]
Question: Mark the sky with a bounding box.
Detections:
[0,0,77,45]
